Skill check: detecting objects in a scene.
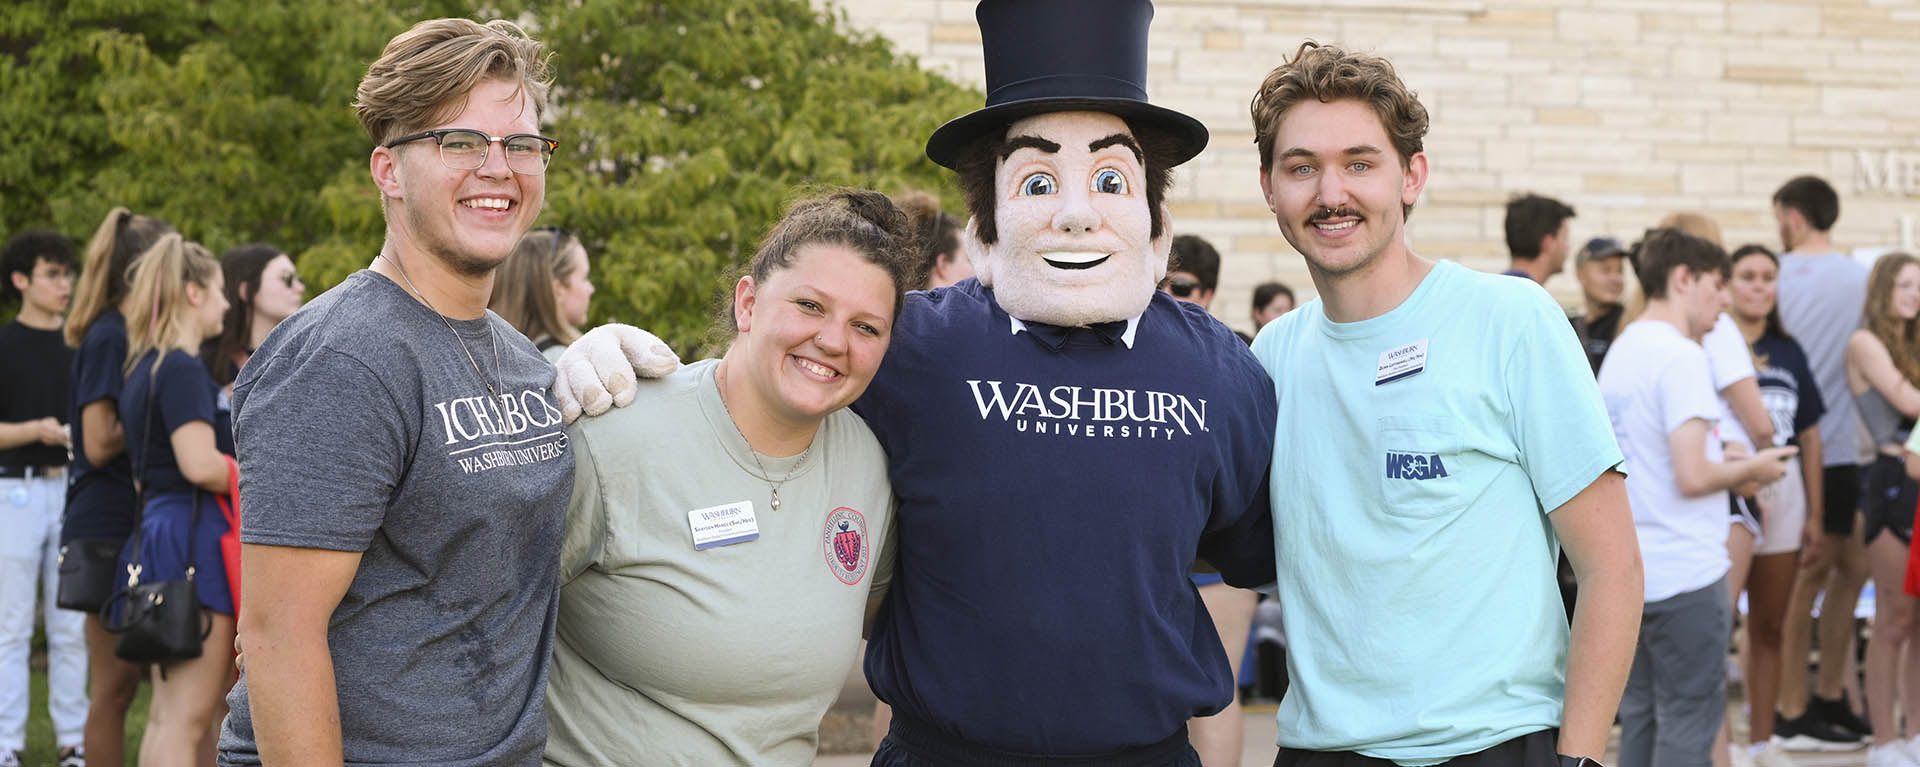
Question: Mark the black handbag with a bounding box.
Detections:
[55,537,124,612]
[102,361,212,666]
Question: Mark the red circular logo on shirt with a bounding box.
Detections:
[822,507,869,585]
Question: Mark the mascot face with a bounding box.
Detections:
[967,111,1170,327]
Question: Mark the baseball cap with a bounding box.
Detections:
[1575,236,1626,269]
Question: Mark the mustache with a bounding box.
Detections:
[1308,207,1362,223]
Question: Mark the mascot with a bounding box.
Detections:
[559,2,1276,763]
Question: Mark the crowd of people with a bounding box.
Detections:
[2,4,1919,767]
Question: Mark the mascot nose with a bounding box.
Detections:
[1053,194,1100,234]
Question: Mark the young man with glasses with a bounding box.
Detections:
[216,19,660,767]
[0,230,85,767]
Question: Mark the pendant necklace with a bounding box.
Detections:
[379,253,500,397]
[715,363,812,510]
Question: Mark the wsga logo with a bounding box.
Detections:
[1386,450,1449,480]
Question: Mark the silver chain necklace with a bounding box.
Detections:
[714,364,813,510]
[379,253,499,398]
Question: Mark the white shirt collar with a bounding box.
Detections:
[1007,314,1142,349]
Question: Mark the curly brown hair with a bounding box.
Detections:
[354,18,551,145]
[1249,41,1429,175]
[1865,252,1920,386]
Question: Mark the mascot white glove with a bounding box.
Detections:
[551,324,680,423]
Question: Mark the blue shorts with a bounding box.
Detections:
[1189,572,1225,587]
[118,491,233,616]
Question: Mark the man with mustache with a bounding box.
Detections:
[1245,42,1642,767]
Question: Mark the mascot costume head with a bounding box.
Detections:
[926,0,1208,328]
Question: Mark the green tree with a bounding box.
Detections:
[1,0,977,351]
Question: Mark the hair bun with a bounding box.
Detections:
[836,189,911,242]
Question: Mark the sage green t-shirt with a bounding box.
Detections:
[543,359,895,767]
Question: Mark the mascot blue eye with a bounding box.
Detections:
[1020,173,1058,196]
[1092,168,1128,195]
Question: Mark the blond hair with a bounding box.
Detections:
[123,233,220,377]
[354,18,551,145]
[65,207,176,347]
[1866,252,1920,386]
[1657,212,1724,248]
[490,228,582,347]
[1250,42,1429,173]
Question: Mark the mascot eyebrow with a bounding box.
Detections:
[996,135,1062,159]
[1088,133,1145,162]
[995,133,1146,164]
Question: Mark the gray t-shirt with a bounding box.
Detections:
[543,359,893,767]
[1777,251,1869,466]
[219,270,573,767]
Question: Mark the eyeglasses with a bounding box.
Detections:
[1164,276,1201,298]
[385,129,559,175]
[278,270,303,290]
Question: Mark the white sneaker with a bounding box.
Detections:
[1866,743,1917,767]
[1899,735,1920,765]
[1728,742,1756,767]
[1751,743,1798,767]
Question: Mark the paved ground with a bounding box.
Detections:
[815,603,1887,767]
[812,701,1874,766]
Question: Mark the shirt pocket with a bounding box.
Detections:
[1377,415,1464,519]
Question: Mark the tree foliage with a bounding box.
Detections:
[1,0,978,351]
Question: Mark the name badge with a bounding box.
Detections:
[687,501,760,550]
[1376,338,1429,386]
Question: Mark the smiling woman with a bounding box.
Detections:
[545,189,920,767]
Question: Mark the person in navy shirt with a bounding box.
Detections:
[115,234,236,766]
[60,207,178,767]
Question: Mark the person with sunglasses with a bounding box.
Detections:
[202,245,305,391]
[215,19,668,767]
[491,226,593,360]
[1161,234,1218,304]
[1162,234,1252,348]
[1158,231,1261,765]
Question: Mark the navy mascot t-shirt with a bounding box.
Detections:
[857,279,1276,755]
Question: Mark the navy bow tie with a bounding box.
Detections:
[1019,319,1129,350]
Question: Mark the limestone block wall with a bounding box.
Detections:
[820,0,1920,332]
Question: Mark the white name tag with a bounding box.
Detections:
[1376,338,1429,386]
[687,501,760,550]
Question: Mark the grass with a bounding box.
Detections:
[23,629,152,766]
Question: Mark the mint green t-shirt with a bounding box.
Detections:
[1249,261,1622,765]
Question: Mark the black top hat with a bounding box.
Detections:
[924,0,1209,170]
